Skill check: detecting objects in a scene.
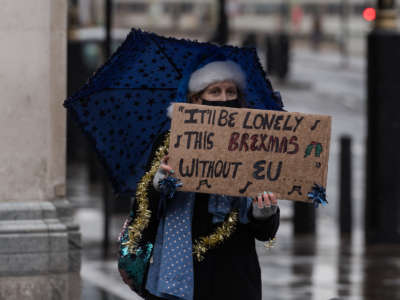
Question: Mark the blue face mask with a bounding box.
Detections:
[201,99,241,108]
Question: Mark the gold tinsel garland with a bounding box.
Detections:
[123,132,239,261]
[122,132,170,253]
[192,210,238,261]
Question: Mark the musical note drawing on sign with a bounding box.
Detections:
[174,135,182,148]
[196,179,212,190]
[288,185,303,196]
[239,181,253,194]
[310,120,321,131]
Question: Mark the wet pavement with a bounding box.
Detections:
[82,280,125,300]
[68,47,400,300]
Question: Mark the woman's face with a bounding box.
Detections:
[191,81,238,105]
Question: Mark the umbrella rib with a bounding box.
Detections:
[149,36,183,79]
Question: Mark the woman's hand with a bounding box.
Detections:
[252,191,279,220]
[153,155,175,190]
[159,155,174,174]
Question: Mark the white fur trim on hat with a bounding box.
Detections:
[167,103,175,119]
[188,61,246,93]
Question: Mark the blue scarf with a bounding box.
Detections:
[146,192,251,300]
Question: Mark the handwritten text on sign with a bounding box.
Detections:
[168,103,331,202]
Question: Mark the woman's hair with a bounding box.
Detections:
[187,82,247,108]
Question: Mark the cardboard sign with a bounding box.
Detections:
[168,103,331,202]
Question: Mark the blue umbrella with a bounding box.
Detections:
[64,28,284,196]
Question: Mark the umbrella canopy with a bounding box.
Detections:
[64,28,284,196]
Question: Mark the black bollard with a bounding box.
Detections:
[242,33,257,48]
[210,0,228,45]
[339,136,352,236]
[276,32,290,81]
[102,173,113,259]
[265,34,275,76]
[104,0,113,59]
[264,33,290,81]
[365,0,400,244]
[365,31,400,244]
[89,151,105,184]
[89,0,113,184]
[67,41,93,164]
[293,202,316,235]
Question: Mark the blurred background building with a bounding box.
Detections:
[68,0,380,52]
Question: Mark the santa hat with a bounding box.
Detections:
[187,60,246,93]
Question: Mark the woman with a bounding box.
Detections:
[119,59,280,300]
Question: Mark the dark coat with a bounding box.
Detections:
[142,132,280,300]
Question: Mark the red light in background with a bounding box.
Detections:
[363,7,376,22]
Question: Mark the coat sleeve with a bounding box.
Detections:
[246,208,280,242]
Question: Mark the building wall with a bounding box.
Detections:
[0,1,81,299]
[0,0,67,202]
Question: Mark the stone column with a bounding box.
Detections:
[0,1,81,299]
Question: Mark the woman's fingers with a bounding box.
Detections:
[160,156,174,174]
[161,155,169,164]
[268,192,278,206]
[262,191,271,207]
[252,191,278,208]
[160,162,173,174]
[257,194,264,208]
[160,164,173,174]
